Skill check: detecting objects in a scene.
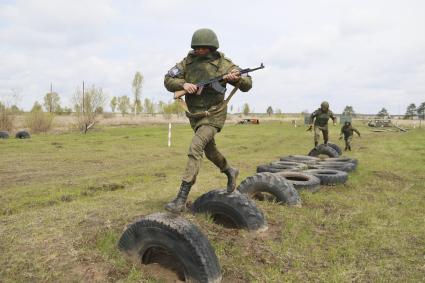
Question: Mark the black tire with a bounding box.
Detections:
[316,161,356,172]
[308,144,339,158]
[327,143,342,155]
[237,172,300,205]
[275,171,321,192]
[118,212,222,283]
[15,130,30,139]
[270,161,308,170]
[304,169,348,185]
[0,131,9,139]
[192,189,268,231]
[280,155,320,162]
[325,157,358,167]
[257,164,300,173]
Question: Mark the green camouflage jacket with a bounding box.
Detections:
[310,108,336,129]
[164,51,252,131]
[341,125,360,139]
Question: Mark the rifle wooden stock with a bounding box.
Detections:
[174,89,187,99]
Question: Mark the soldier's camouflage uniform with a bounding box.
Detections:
[164,50,252,183]
[340,123,360,151]
[310,108,336,146]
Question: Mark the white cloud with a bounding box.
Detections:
[0,0,424,115]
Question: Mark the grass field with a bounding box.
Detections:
[1,121,424,282]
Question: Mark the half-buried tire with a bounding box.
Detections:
[275,171,321,192]
[315,161,356,172]
[0,131,9,139]
[325,157,358,168]
[308,144,339,158]
[192,189,268,232]
[118,212,222,283]
[304,169,348,185]
[327,142,342,155]
[237,172,300,205]
[15,130,30,139]
[257,164,299,173]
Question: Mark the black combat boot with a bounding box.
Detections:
[164,181,192,213]
[223,167,239,193]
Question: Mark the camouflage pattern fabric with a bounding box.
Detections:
[164,51,252,131]
[314,126,329,144]
[341,125,360,139]
[310,108,336,128]
[182,125,229,183]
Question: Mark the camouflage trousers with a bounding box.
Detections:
[182,125,229,183]
[314,126,329,145]
[344,136,353,150]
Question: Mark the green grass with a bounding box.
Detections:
[1,122,424,282]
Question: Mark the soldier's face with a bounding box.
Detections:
[194,47,211,56]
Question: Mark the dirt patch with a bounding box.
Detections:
[373,171,405,182]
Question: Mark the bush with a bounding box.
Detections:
[0,103,15,131]
[25,111,54,133]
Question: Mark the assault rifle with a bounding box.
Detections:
[173,63,265,99]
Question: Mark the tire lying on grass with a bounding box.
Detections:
[237,172,300,205]
[15,130,30,139]
[118,212,222,283]
[304,169,348,185]
[0,131,9,139]
[326,142,342,155]
[280,155,320,163]
[325,157,358,168]
[192,189,268,232]
[269,161,309,170]
[275,171,321,192]
[314,161,356,172]
[257,164,300,173]
[308,144,339,158]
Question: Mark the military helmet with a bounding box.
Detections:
[321,101,329,110]
[191,28,219,49]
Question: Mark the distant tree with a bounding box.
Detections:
[63,106,72,115]
[342,105,356,117]
[266,106,273,116]
[31,101,43,112]
[95,106,103,114]
[144,98,154,115]
[110,96,117,112]
[275,108,282,115]
[230,105,233,113]
[0,102,14,131]
[72,85,106,133]
[43,92,61,113]
[242,103,250,116]
[132,71,144,115]
[10,105,22,114]
[117,95,131,116]
[404,103,417,119]
[377,107,389,117]
[417,102,425,119]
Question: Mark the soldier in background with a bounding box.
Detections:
[307,101,336,147]
[340,121,361,151]
[163,28,252,213]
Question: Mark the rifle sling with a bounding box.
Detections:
[176,81,241,118]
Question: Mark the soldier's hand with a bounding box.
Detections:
[183,83,198,94]
[306,125,312,131]
[224,69,241,82]
[333,122,337,126]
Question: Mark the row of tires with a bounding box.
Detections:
[0,130,31,139]
[118,145,358,282]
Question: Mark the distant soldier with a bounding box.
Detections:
[163,28,252,213]
[307,101,336,147]
[339,121,361,151]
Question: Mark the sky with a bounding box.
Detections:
[0,0,424,114]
